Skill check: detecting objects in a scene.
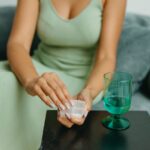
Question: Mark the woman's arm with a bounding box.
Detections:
[7,0,72,113]
[84,0,127,99]
[7,0,39,86]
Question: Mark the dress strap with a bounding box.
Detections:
[93,0,103,11]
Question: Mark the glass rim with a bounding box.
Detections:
[104,71,133,83]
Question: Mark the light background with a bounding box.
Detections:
[0,0,150,16]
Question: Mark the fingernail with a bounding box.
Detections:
[84,111,88,118]
[49,104,53,108]
[65,103,71,109]
[65,112,71,119]
[59,104,66,111]
[49,102,55,108]
[51,103,56,108]
[68,99,73,106]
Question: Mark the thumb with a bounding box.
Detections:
[85,97,92,111]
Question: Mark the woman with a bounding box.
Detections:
[0,0,127,149]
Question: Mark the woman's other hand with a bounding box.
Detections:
[24,72,72,110]
[72,88,93,125]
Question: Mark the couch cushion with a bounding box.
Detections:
[116,13,150,93]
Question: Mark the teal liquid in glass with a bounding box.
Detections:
[104,96,131,115]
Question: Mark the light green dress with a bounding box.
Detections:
[0,0,103,149]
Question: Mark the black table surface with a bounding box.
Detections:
[39,111,150,150]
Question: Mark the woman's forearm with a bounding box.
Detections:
[7,43,39,87]
[84,56,116,99]
[84,0,127,100]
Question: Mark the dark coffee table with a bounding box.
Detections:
[39,111,150,150]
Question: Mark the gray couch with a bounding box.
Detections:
[0,6,150,114]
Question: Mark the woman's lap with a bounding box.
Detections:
[0,60,52,150]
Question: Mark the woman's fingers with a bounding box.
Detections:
[34,85,50,106]
[35,75,65,111]
[70,115,86,126]
[39,72,72,110]
[39,79,66,111]
[84,110,89,118]
[25,72,73,110]
[55,77,73,100]
[53,79,72,108]
[46,76,71,109]
[57,111,73,128]
[47,96,56,108]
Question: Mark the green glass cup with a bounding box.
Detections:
[101,71,133,130]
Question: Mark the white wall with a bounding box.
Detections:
[0,0,16,6]
[0,0,150,16]
[127,0,150,15]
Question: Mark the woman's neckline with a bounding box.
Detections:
[48,0,93,23]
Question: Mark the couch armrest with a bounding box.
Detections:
[147,71,150,95]
[0,6,40,60]
[0,7,15,60]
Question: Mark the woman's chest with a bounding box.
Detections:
[50,0,95,20]
[37,0,103,48]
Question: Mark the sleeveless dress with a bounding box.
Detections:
[0,0,103,149]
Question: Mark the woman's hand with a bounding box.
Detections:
[24,72,72,110]
[72,88,93,125]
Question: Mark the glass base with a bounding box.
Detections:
[102,115,130,130]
